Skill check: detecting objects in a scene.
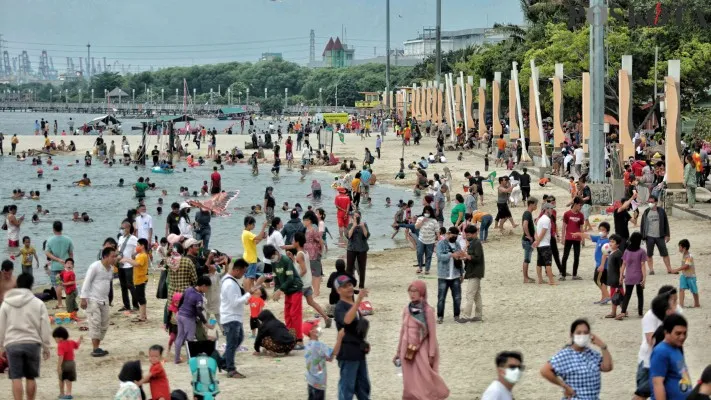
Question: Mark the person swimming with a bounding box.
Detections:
[74,174,91,186]
[281,202,289,211]
[118,178,124,187]
[31,214,39,224]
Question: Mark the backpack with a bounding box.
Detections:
[189,354,220,400]
[368,153,375,164]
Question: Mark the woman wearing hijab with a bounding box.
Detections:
[115,360,145,400]
[253,310,297,355]
[177,203,193,239]
[394,280,449,400]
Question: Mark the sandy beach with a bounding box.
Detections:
[1,130,710,399]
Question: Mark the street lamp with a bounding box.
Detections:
[79,89,82,104]
[193,88,196,105]
[228,88,231,105]
[132,89,135,107]
[50,88,53,104]
[319,87,322,107]
[175,88,179,107]
[65,89,68,104]
[238,91,242,104]
[210,88,213,105]
[91,88,94,104]
[246,88,250,105]
[161,88,164,105]
[285,88,288,111]
[264,87,267,100]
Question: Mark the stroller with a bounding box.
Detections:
[187,341,220,400]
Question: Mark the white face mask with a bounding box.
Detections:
[598,231,608,237]
[573,334,591,348]
[423,213,431,218]
[503,367,523,384]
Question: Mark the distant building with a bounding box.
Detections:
[308,48,419,68]
[403,28,509,59]
[321,37,354,68]
[260,52,283,62]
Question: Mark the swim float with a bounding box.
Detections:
[152,167,174,174]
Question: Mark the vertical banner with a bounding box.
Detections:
[553,63,565,148]
[466,76,475,130]
[528,78,539,144]
[582,73,591,152]
[454,79,463,123]
[618,55,635,160]
[492,72,502,136]
[509,79,519,140]
[478,79,486,137]
[665,60,683,188]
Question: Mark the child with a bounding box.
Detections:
[60,259,78,315]
[618,232,647,320]
[18,236,39,276]
[53,326,82,400]
[484,153,489,172]
[674,239,700,308]
[139,345,171,400]
[573,222,611,304]
[121,238,150,322]
[325,260,356,317]
[249,287,268,337]
[605,234,624,318]
[385,197,391,207]
[165,293,181,354]
[391,201,406,239]
[303,320,332,400]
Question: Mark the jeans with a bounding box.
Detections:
[416,241,435,272]
[117,267,138,310]
[222,321,244,372]
[195,231,211,252]
[175,314,197,363]
[561,240,581,277]
[308,385,326,400]
[437,278,461,318]
[479,215,493,241]
[338,360,371,400]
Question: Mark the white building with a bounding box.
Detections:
[403,28,509,59]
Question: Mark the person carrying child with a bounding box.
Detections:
[303,320,332,400]
[120,238,150,322]
[139,345,171,400]
[53,326,82,400]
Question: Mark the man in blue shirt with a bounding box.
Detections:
[650,314,691,400]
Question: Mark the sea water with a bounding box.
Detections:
[0,155,412,285]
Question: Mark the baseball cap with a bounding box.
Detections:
[334,275,353,289]
[542,203,555,211]
[183,238,203,248]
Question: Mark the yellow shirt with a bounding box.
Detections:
[471,211,487,223]
[20,246,36,266]
[242,230,258,263]
[351,178,361,193]
[133,253,150,285]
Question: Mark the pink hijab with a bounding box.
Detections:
[408,280,429,341]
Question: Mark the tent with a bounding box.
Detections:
[88,115,121,126]
[106,87,129,98]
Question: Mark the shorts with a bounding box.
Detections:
[86,300,110,341]
[495,203,512,220]
[536,246,552,267]
[61,360,77,382]
[66,290,78,313]
[337,212,349,228]
[49,270,63,289]
[6,342,41,380]
[594,269,608,288]
[521,239,533,264]
[303,286,314,297]
[286,152,293,161]
[309,258,323,277]
[134,283,147,305]
[646,237,669,257]
[680,275,698,294]
[250,317,260,331]
[21,265,33,276]
[265,207,274,223]
[362,184,370,195]
[497,149,505,159]
[581,204,592,220]
[634,362,651,397]
[246,263,260,279]
[8,239,19,248]
[301,158,310,166]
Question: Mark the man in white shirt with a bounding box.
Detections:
[573,145,585,178]
[117,220,139,312]
[533,203,557,285]
[80,247,117,357]
[135,204,153,247]
[482,351,524,400]
[301,145,311,170]
[220,258,263,378]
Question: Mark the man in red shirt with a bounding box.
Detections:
[631,159,646,177]
[210,166,221,194]
[334,187,352,243]
[561,198,584,280]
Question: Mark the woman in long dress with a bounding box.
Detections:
[394,280,449,400]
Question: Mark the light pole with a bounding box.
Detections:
[228,88,231,105]
[385,0,391,114]
[238,91,242,104]
[319,87,322,108]
[161,88,164,105]
[264,87,267,100]
[132,89,135,108]
[91,88,94,105]
[49,88,52,104]
[246,88,250,105]
[79,89,82,104]
[335,84,338,108]
[65,89,68,105]
[210,88,213,105]
[284,88,288,111]
[175,88,178,108]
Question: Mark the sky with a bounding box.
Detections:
[0,0,523,72]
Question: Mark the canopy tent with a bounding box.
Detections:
[106,87,129,98]
[150,114,197,123]
[604,114,619,126]
[218,107,246,115]
[87,115,121,126]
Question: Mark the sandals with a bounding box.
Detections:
[604,314,617,319]
[416,269,423,274]
[615,313,628,321]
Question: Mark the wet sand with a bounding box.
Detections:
[1,131,710,399]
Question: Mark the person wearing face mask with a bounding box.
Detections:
[394,280,449,400]
[573,222,612,305]
[435,227,467,324]
[639,195,673,275]
[482,351,524,400]
[540,319,613,399]
[414,206,439,274]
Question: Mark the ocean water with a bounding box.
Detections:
[0,111,291,135]
[0,155,412,285]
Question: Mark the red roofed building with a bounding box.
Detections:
[322,36,354,68]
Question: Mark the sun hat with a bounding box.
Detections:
[183,238,203,248]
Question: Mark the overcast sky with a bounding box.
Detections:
[0,0,522,71]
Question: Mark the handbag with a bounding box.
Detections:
[611,290,623,306]
[404,344,418,361]
[156,268,168,299]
